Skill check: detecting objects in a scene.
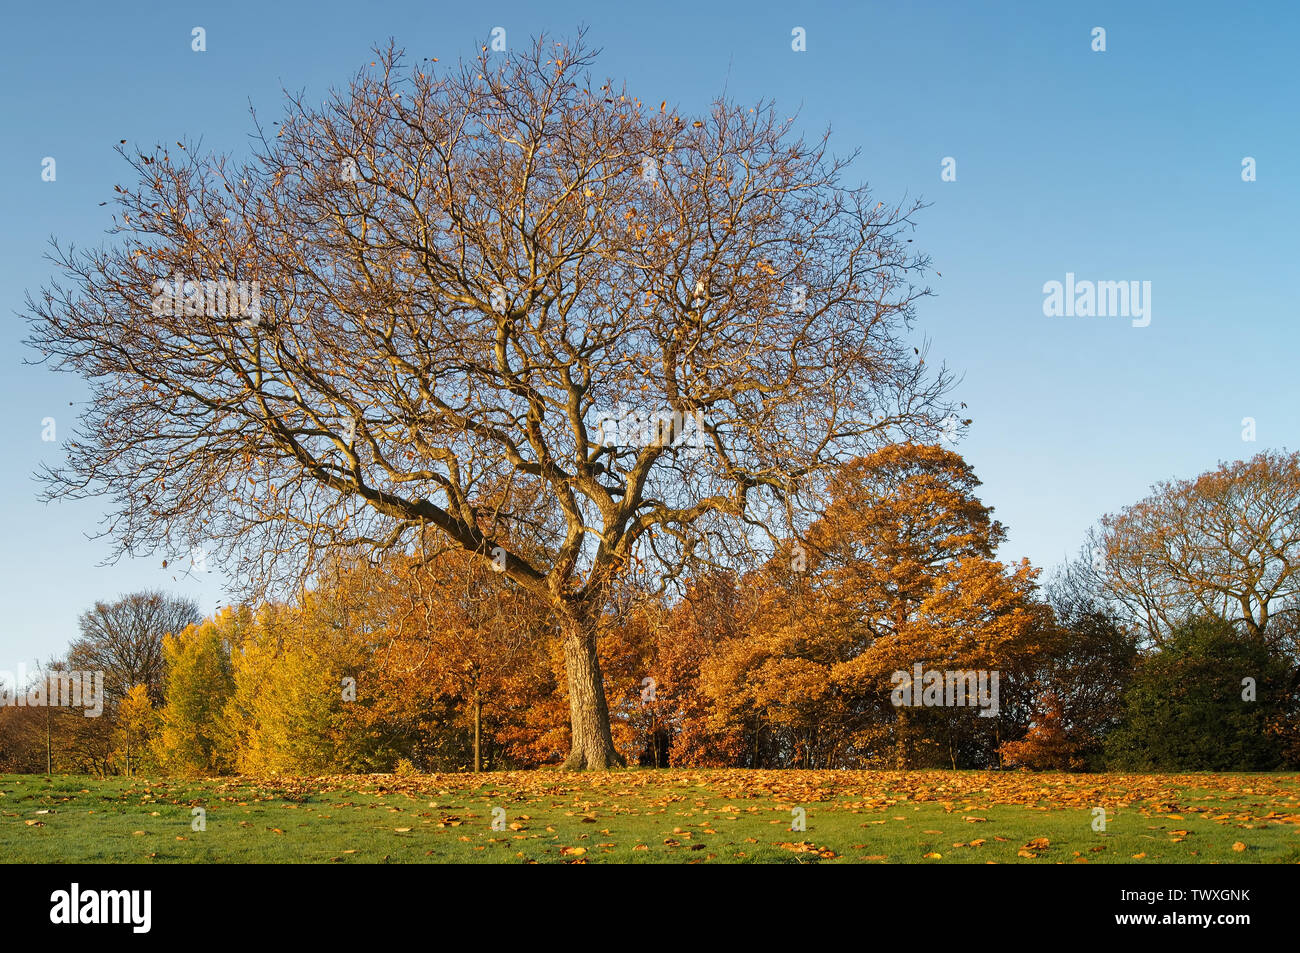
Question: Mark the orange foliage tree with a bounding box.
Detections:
[702,445,1054,768]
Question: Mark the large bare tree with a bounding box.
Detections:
[25,33,952,769]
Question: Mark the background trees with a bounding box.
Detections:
[153,613,238,775]
[356,550,556,771]
[1014,448,1300,769]
[696,444,1053,768]
[7,448,1300,776]
[68,591,201,705]
[1096,449,1300,647]
[0,594,198,776]
[1104,617,1296,771]
[1001,564,1138,770]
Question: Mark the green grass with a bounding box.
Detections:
[3,770,1299,863]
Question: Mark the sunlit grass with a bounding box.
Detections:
[3,770,1298,863]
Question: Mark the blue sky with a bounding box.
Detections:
[2,0,1297,663]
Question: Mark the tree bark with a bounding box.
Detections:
[560,615,625,771]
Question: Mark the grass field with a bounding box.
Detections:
[3,770,1299,864]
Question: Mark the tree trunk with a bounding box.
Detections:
[560,615,624,771]
[473,688,482,774]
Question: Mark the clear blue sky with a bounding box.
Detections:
[2,0,1297,664]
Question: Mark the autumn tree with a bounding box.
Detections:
[363,549,554,771]
[219,603,347,774]
[114,684,159,776]
[24,33,952,769]
[822,445,1053,765]
[0,702,46,773]
[700,553,858,767]
[153,612,238,774]
[643,572,751,766]
[998,693,1084,770]
[0,661,93,774]
[1097,449,1300,648]
[703,445,1052,768]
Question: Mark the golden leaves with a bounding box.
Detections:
[1018,837,1050,859]
[778,841,837,859]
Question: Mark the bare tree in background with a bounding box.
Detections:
[1097,449,1300,650]
[25,33,953,769]
[68,590,202,704]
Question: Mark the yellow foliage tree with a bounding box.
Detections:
[113,684,158,777]
[153,611,238,774]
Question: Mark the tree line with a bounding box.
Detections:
[5,444,1297,775]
